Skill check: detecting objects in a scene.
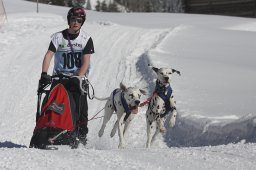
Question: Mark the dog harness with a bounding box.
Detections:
[112,89,131,121]
[154,81,173,118]
[112,89,119,112]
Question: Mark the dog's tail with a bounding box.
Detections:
[93,95,110,101]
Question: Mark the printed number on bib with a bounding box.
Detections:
[62,52,82,69]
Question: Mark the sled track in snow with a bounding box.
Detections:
[135,28,256,148]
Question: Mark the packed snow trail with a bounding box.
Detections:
[86,23,174,149]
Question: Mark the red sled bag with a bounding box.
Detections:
[36,83,75,131]
[29,75,81,149]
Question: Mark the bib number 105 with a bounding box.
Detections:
[62,52,82,69]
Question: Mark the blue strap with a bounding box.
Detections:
[121,92,132,121]
[155,83,173,101]
[112,89,119,112]
[155,82,173,117]
[112,89,131,121]
[121,92,131,115]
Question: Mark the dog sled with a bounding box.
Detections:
[29,74,90,149]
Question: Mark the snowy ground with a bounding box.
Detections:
[0,0,256,169]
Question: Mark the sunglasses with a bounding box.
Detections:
[70,17,83,24]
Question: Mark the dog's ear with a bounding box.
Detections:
[120,82,127,91]
[172,69,181,76]
[152,67,159,73]
[139,89,147,95]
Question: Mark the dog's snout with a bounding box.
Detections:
[135,100,140,105]
[164,77,169,81]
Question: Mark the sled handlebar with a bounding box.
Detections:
[38,74,94,99]
[37,74,71,94]
[51,74,72,79]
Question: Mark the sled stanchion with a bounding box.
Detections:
[35,79,51,122]
[36,80,43,122]
[36,93,42,121]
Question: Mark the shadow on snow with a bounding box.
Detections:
[164,113,256,147]
[0,141,27,148]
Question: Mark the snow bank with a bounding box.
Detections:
[165,113,256,147]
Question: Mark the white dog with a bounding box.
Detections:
[144,66,180,148]
[98,83,146,149]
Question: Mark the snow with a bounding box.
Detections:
[1,0,256,169]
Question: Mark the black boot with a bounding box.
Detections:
[69,131,79,149]
[79,135,87,146]
[78,126,88,146]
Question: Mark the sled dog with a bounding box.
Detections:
[145,66,180,148]
[98,83,146,149]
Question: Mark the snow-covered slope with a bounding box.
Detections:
[0,0,256,169]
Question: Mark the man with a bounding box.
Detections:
[40,7,94,146]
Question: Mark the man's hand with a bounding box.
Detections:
[39,72,51,86]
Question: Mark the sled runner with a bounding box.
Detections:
[29,74,89,149]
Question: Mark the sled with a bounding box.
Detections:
[29,74,82,149]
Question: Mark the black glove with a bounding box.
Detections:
[39,72,51,86]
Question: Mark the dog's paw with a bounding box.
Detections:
[118,144,125,149]
[98,129,104,137]
[110,121,118,137]
[110,129,116,138]
[146,142,151,148]
[169,115,176,127]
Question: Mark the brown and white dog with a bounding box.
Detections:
[98,83,146,149]
[144,67,180,148]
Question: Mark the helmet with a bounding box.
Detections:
[67,7,86,25]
